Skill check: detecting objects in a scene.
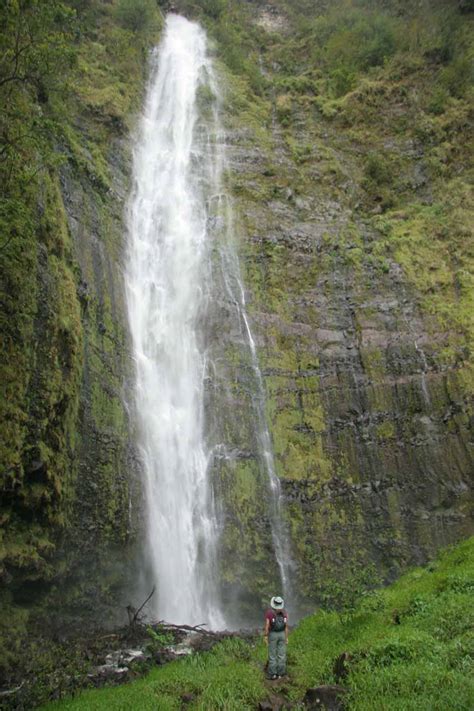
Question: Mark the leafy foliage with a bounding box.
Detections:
[115,0,161,34]
[312,7,398,72]
[318,562,382,621]
[146,625,174,650]
[0,1,80,562]
[0,0,75,190]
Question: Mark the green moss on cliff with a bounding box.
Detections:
[0,167,83,575]
[0,0,162,679]
[206,0,473,605]
[374,192,473,385]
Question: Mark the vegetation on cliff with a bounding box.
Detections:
[0,0,472,705]
[0,0,162,682]
[181,0,474,608]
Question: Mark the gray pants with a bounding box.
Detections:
[268,630,286,676]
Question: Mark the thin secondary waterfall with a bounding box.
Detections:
[126,13,294,626]
[125,15,224,627]
[216,211,295,603]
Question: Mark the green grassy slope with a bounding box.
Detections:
[41,537,474,710]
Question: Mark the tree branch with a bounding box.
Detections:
[127,586,156,626]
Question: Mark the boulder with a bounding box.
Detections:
[303,685,348,710]
[259,693,290,710]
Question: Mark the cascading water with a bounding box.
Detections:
[216,212,295,604]
[125,15,224,627]
[126,13,294,627]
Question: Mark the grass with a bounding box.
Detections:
[288,536,474,709]
[42,537,474,710]
[42,638,267,710]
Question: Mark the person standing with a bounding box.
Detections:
[264,595,288,680]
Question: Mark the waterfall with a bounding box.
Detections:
[216,212,295,605]
[125,13,294,627]
[125,15,224,627]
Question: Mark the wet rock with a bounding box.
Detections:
[121,649,148,665]
[25,459,48,479]
[89,647,149,683]
[181,692,196,705]
[303,685,348,710]
[154,648,177,665]
[459,0,474,13]
[91,664,129,681]
[259,694,290,711]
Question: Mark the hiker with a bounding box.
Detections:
[264,595,288,680]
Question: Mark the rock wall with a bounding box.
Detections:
[0,0,472,660]
[56,128,142,621]
[0,3,159,674]
[209,0,474,615]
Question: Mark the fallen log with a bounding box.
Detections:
[0,681,24,697]
[155,621,219,637]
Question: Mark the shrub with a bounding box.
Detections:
[364,151,393,185]
[312,8,399,74]
[319,561,382,621]
[329,66,356,97]
[200,0,226,19]
[427,85,449,115]
[115,0,157,33]
[275,94,292,125]
[439,54,474,98]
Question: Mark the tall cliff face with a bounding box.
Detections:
[205,0,474,613]
[0,1,162,671]
[0,0,472,669]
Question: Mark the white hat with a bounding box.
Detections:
[270,595,284,610]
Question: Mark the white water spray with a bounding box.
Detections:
[125,15,224,627]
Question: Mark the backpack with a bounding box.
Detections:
[271,611,286,632]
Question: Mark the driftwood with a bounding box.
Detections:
[126,590,256,643]
[155,620,217,637]
[125,588,229,639]
[155,621,259,642]
[0,681,24,697]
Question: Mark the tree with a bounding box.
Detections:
[0,0,76,195]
